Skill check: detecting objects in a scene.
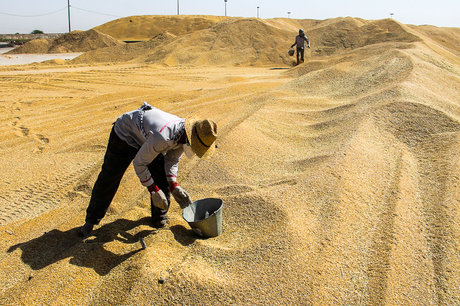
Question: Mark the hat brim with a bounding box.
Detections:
[185,118,216,159]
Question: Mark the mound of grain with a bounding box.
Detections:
[307,17,421,55]
[7,38,50,54]
[73,32,176,64]
[285,47,414,98]
[41,58,67,65]
[49,29,122,53]
[8,29,122,54]
[75,17,294,66]
[143,18,294,66]
[75,16,427,67]
[95,15,228,41]
[407,25,460,57]
[264,18,323,33]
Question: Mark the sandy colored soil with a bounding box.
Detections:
[0,16,459,305]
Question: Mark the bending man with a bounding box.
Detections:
[79,102,217,237]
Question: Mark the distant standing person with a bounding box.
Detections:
[291,29,310,65]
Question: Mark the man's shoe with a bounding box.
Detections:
[152,215,168,228]
[78,222,94,238]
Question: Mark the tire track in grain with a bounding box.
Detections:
[366,151,403,304]
[416,136,458,305]
[375,101,460,304]
[0,162,97,226]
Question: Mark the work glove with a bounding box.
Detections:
[170,182,192,209]
[148,185,168,210]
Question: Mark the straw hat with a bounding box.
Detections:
[184,118,217,158]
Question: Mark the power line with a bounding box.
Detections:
[0,6,121,19]
[0,7,67,18]
[71,6,122,18]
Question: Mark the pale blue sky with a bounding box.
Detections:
[0,0,458,34]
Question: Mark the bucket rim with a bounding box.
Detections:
[182,197,223,223]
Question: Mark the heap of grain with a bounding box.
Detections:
[75,16,422,67]
[75,17,294,66]
[74,32,177,64]
[7,29,122,54]
[94,15,227,41]
[306,18,420,55]
[144,18,293,66]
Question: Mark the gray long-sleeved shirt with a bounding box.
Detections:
[292,34,310,49]
[113,103,185,187]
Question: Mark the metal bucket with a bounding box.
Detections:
[182,198,223,238]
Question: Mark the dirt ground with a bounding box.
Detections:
[0,16,459,305]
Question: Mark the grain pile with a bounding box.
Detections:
[73,16,420,66]
[6,38,51,54]
[75,17,294,66]
[306,17,420,55]
[7,29,122,54]
[0,15,459,305]
[94,15,227,41]
[74,32,177,64]
[139,18,294,66]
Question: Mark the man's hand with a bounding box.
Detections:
[169,183,192,209]
[148,185,168,210]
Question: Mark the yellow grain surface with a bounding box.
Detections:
[0,16,459,305]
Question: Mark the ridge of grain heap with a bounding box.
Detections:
[94,15,227,41]
[7,29,122,54]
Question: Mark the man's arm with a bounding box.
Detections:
[304,36,310,48]
[133,132,172,210]
[164,146,192,208]
[133,133,167,187]
[164,147,183,185]
[291,35,298,48]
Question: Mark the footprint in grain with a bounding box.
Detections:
[36,134,50,144]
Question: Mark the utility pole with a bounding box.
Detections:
[224,0,228,17]
[257,6,260,18]
[177,0,180,15]
[67,0,71,32]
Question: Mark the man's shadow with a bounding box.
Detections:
[7,217,155,276]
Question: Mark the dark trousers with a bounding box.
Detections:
[296,47,305,65]
[85,127,170,225]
